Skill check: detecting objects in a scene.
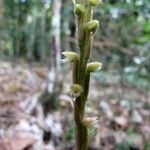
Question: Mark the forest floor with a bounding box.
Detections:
[0,60,149,150]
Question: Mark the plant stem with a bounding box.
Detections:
[70,0,101,149]
[74,1,93,150]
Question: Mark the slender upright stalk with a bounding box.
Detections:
[63,0,102,149]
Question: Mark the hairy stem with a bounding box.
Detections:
[74,2,92,150]
[71,0,101,149]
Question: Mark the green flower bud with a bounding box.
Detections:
[62,51,79,63]
[70,84,83,98]
[88,0,101,6]
[86,62,102,73]
[75,4,86,17]
[85,20,99,33]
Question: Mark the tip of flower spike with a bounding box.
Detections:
[86,62,102,73]
[88,0,101,6]
[75,4,86,17]
[62,51,79,63]
[85,20,99,33]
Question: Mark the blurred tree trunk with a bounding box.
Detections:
[40,6,46,61]
[32,0,45,61]
[6,0,18,56]
[0,0,4,27]
[39,0,63,115]
[15,0,28,57]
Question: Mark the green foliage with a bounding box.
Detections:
[66,125,75,141]
[144,139,150,150]
[92,0,150,92]
[1,0,53,60]
[117,141,130,150]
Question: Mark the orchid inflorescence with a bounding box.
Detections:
[62,0,102,149]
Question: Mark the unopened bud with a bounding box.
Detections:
[82,117,99,128]
[75,4,86,17]
[88,0,101,6]
[86,62,102,73]
[85,20,99,33]
[62,51,79,63]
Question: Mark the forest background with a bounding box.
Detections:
[0,0,149,149]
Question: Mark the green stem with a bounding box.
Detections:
[75,124,88,150]
[74,95,87,150]
[73,60,79,84]
[73,1,99,150]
